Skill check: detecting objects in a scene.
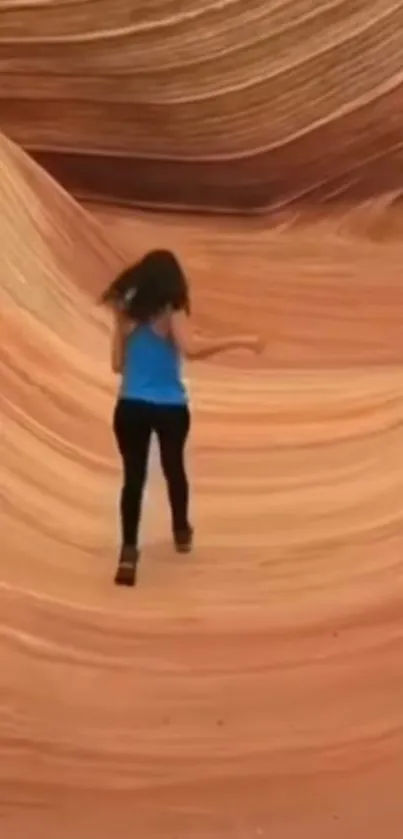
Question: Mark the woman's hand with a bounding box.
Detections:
[232,334,265,353]
[246,334,265,354]
[170,310,265,360]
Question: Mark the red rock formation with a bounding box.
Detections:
[1,133,403,838]
[1,0,403,209]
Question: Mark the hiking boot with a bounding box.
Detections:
[114,546,139,586]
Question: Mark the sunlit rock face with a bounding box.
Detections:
[2,4,403,838]
[1,129,403,839]
[1,0,403,209]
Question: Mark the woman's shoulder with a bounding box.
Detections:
[123,318,137,338]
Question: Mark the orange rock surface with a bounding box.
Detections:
[1,0,403,209]
[1,127,403,838]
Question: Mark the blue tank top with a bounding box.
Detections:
[120,324,187,405]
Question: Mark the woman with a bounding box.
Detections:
[102,249,262,586]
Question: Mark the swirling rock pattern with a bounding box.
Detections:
[1,0,403,209]
[2,132,403,837]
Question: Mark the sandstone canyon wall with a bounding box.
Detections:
[1,0,403,209]
[2,3,403,839]
[2,131,403,839]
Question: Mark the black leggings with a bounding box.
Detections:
[113,398,191,547]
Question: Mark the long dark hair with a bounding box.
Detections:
[100,249,190,321]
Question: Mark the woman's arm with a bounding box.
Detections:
[111,311,135,373]
[170,310,263,360]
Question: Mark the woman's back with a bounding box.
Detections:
[103,248,262,585]
[120,318,187,406]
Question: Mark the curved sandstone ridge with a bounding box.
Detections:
[1,0,403,209]
[2,137,403,836]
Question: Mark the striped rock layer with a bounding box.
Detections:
[2,134,403,839]
[1,0,403,210]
